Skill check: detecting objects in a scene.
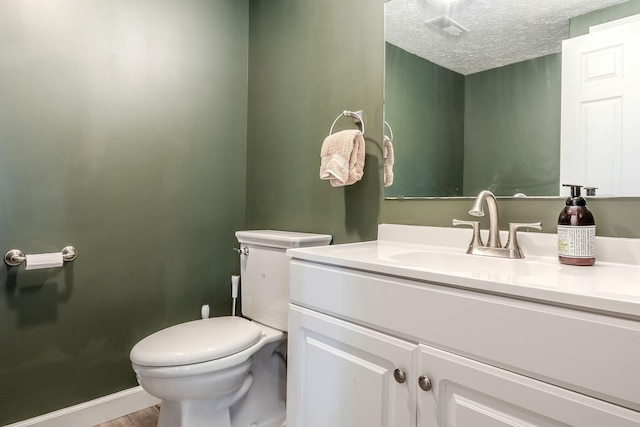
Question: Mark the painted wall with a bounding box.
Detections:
[247,0,385,243]
[464,53,561,197]
[384,43,465,197]
[384,44,560,198]
[570,0,640,36]
[0,0,248,424]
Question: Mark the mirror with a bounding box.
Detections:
[384,0,640,198]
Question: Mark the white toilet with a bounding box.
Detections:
[130,230,332,427]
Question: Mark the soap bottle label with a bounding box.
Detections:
[557,225,596,257]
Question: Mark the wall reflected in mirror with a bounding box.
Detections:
[383,0,640,198]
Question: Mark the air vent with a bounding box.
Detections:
[426,15,468,36]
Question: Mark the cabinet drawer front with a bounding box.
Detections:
[287,305,417,427]
[290,260,640,411]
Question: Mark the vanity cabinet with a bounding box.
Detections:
[287,305,416,427]
[286,259,640,427]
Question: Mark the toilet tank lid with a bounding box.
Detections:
[235,230,332,249]
[130,317,262,367]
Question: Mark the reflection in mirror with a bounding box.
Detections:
[384,0,640,198]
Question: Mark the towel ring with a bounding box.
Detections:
[329,110,365,136]
[384,120,394,141]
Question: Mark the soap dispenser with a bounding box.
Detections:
[557,184,596,266]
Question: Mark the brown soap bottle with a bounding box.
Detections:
[557,184,596,266]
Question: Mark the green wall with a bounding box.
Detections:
[384,44,560,198]
[570,0,640,36]
[0,0,248,423]
[384,43,465,197]
[247,0,385,243]
[464,53,561,196]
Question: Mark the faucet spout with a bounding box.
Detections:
[469,190,502,248]
[455,190,541,258]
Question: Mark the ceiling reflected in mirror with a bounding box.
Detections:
[385,0,628,75]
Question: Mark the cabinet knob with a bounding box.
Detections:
[393,368,406,384]
[418,375,432,391]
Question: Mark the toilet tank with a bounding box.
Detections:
[235,230,332,331]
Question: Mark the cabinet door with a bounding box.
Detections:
[287,305,417,427]
[418,344,640,427]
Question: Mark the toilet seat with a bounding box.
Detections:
[130,316,262,367]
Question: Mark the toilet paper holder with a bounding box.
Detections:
[4,246,77,267]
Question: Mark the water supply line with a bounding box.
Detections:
[231,275,240,316]
[201,304,210,319]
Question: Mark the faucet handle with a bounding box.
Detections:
[505,222,542,259]
[453,219,484,253]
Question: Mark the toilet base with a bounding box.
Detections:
[228,340,286,427]
[157,373,253,427]
[132,323,286,427]
[158,400,231,427]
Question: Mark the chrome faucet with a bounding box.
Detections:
[469,190,502,248]
[453,190,542,259]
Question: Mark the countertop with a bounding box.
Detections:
[287,224,640,319]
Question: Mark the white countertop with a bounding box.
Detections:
[287,224,640,319]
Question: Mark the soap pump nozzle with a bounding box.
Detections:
[584,187,598,196]
[562,184,586,206]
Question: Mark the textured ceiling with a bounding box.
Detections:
[385,0,630,75]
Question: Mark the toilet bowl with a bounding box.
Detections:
[129,230,332,427]
[131,317,284,427]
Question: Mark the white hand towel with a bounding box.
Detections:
[383,135,394,187]
[319,129,365,187]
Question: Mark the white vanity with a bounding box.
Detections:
[285,224,640,426]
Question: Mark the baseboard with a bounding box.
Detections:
[4,386,161,427]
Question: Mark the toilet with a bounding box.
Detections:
[130,230,332,427]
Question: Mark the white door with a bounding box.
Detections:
[417,344,640,427]
[560,18,640,196]
[287,305,417,427]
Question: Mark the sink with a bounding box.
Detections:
[385,250,561,278]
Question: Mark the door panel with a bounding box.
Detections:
[418,344,640,427]
[561,19,640,195]
[287,305,417,427]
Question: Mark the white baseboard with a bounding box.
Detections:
[4,386,161,427]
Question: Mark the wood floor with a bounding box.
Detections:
[93,405,160,427]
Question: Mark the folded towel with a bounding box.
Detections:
[383,135,394,187]
[319,129,365,187]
